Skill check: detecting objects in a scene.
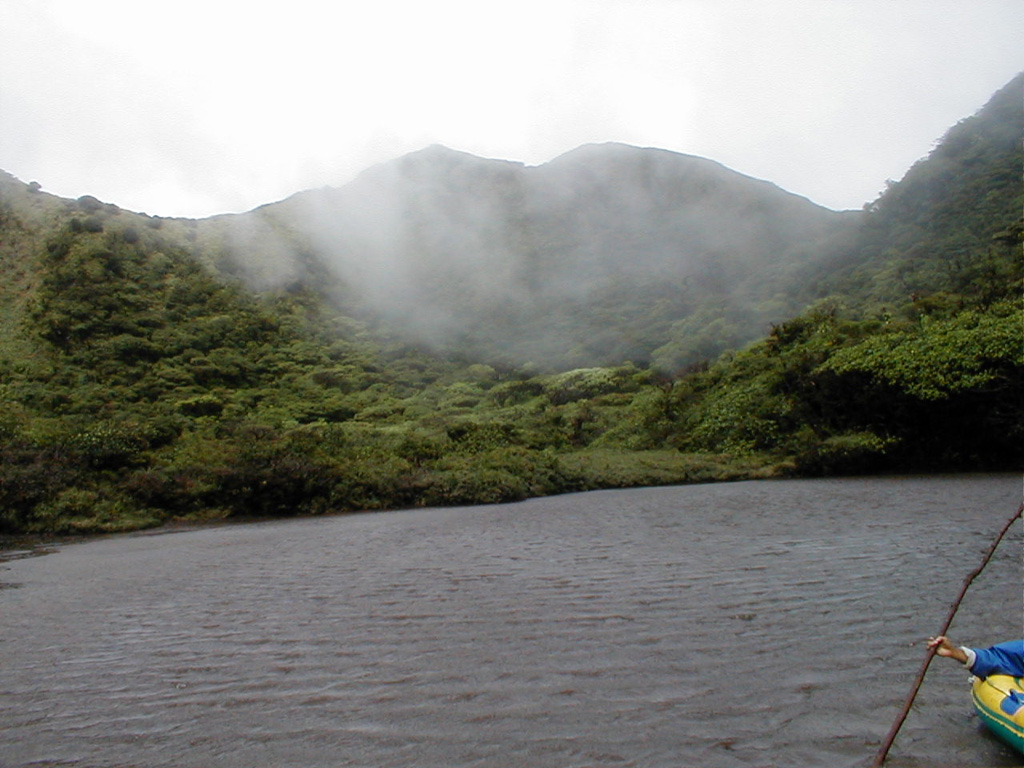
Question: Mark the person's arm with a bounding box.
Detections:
[968,640,1024,678]
[927,636,974,666]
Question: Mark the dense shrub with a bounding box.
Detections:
[0,438,82,533]
[790,430,896,476]
[65,423,149,469]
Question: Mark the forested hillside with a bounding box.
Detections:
[667,73,1023,472]
[0,73,1020,535]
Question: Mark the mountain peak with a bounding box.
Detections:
[404,143,474,162]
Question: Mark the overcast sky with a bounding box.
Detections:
[1,0,1020,218]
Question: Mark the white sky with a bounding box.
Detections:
[1,0,1021,218]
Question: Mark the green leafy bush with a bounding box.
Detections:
[791,430,896,476]
[815,303,1023,400]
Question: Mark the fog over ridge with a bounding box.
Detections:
[195,142,855,370]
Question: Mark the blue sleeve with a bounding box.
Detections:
[969,640,1024,678]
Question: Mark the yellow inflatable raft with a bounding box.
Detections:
[971,674,1024,754]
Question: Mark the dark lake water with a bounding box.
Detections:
[2,474,1021,768]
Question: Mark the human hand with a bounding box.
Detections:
[927,636,967,663]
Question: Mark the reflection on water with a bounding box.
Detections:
[1,475,1021,767]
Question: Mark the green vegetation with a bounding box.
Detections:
[671,295,1021,474]
[0,221,768,534]
[0,74,1020,535]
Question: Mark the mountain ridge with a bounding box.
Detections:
[191,140,856,370]
[2,69,1017,375]
[0,143,855,372]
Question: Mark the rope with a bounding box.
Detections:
[870,501,1024,767]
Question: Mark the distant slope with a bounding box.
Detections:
[801,71,1024,309]
[665,73,1023,472]
[202,143,856,371]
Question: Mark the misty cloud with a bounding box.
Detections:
[197,143,856,370]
